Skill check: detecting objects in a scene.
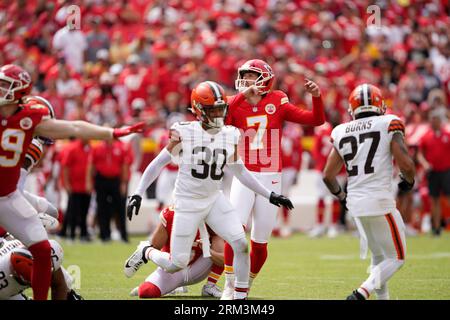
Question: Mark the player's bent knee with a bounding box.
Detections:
[169,253,190,272]
[138,282,161,298]
[230,237,248,254]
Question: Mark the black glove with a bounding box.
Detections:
[339,196,348,212]
[269,192,294,210]
[332,187,348,212]
[127,195,142,221]
[398,174,414,192]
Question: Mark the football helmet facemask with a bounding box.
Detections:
[235,59,274,95]
[0,64,32,106]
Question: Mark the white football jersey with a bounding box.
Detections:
[0,239,28,300]
[331,114,405,217]
[170,121,240,200]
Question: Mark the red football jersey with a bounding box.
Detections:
[0,103,50,196]
[281,123,303,170]
[160,207,215,266]
[312,123,333,171]
[226,90,324,172]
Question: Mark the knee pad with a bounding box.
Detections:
[169,253,189,272]
[230,237,248,254]
[139,282,161,298]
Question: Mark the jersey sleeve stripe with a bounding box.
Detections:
[29,144,43,154]
[26,149,41,162]
[280,97,289,105]
[388,124,405,130]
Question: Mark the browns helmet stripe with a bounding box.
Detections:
[205,81,223,102]
[367,84,372,106]
[362,83,369,106]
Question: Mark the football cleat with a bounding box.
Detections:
[308,225,326,238]
[202,283,222,298]
[67,289,84,300]
[129,287,139,297]
[168,286,188,295]
[346,290,366,300]
[124,241,151,278]
[327,225,339,238]
[220,278,235,300]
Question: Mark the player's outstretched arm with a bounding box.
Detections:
[34,119,145,141]
[127,137,180,220]
[284,79,325,126]
[227,147,294,210]
[391,132,416,191]
[127,148,173,220]
[323,147,347,210]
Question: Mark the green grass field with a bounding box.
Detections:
[52,233,450,300]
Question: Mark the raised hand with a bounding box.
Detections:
[304,78,321,97]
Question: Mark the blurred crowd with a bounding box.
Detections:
[1,0,449,240]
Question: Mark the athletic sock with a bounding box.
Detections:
[207,264,224,285]
[29,240,52,300]
[250,241,268,277]
[331,200,340,224]
[317,198,325,224]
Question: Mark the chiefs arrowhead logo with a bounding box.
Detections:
[20,117,33,130]
[265,104,276,115]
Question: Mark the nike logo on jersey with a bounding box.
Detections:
[272,181,279,184]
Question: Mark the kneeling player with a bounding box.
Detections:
[0,229,82,300]
[128,207,224,299]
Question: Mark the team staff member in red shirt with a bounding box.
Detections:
[59,138,93,242]
[90,138,131,242]
[418,108,450,236]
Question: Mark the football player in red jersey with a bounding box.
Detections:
[127,207,225,299]
[310,119,346,239]
[0,64,144,300]
[222,59,325,299]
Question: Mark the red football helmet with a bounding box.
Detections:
[235,59,274,94]
[0,64,32,105]
[190,81,228,128]
[348,83,386,119]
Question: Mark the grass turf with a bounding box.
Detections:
[46,232,450,300]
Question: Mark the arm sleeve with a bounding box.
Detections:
[283,95,325,126]
[134,148,172,197]
[227,158,272,199]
